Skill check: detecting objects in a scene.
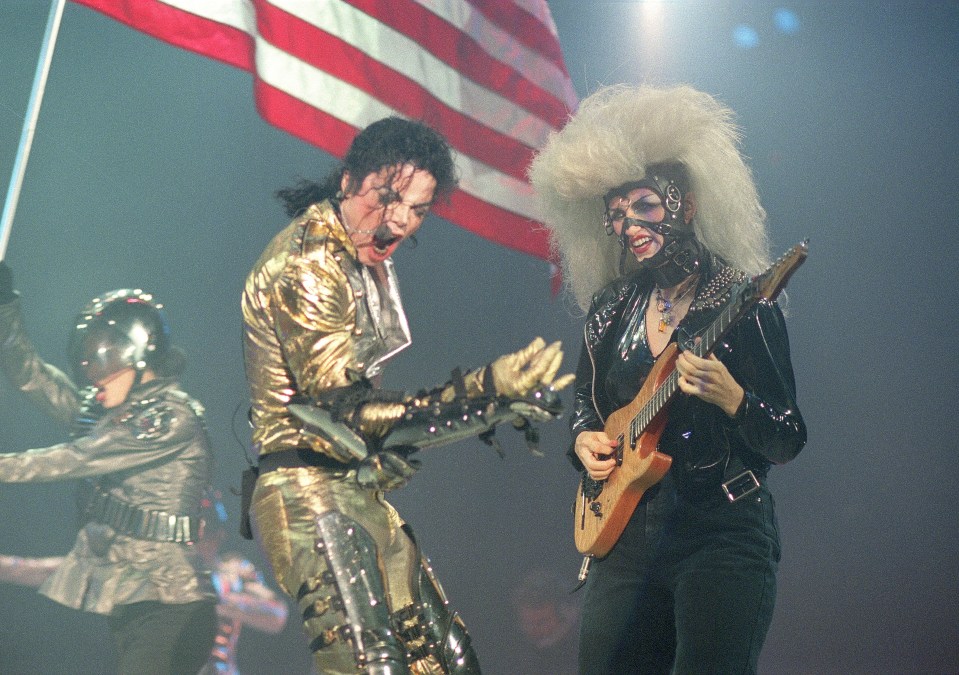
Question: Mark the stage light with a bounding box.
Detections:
[733,24,759,49]
[775,8,800,35]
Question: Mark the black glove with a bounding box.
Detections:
[355,450,420,491]
[0,261,15,304]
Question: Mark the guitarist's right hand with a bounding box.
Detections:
[574,431,619,481]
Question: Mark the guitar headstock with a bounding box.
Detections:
[682,239,809,359]
[752,239,809,302]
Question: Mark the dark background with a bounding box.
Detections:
[0,1,956,673]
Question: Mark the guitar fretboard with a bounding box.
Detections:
[627,292,747,446]
[623,240,807,448]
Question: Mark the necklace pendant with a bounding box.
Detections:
[658,316,669,332]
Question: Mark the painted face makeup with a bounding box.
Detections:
[339,163,437,266]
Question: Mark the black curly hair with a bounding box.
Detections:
[276,117,458,217]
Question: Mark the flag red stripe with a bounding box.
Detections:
[257,3,536,183]
[466,0,566,69]
[339,0,569,127]
[71,0,253,70]
[435,187,549,260]
[253,79,359,159]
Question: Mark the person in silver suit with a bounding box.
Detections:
[0,263,218,675]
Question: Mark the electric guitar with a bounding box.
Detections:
[573,241,809,556]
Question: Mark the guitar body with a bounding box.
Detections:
[573,342,677,556]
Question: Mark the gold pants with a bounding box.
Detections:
[251,465,446,675]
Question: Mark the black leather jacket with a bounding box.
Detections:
[570,256,806,500]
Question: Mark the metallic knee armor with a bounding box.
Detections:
[388,525,480,674]
[308,510,409,675]
[391,556,481,675]
[303,512,480,674]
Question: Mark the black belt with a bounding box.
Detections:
[720,453,766,503]
[722,469,761,502]
[257,447,353,474]
[675,453,767,507]
[85,487,199,543]
[240,448,348,541]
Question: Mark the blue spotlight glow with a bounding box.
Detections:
[774,8,800,34]
[733,24,759,49]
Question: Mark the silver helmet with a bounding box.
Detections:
[68,289,171,385]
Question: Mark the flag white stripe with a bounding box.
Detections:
[254,38,538,219]
[412,0,577,109]
[159,0,254,33]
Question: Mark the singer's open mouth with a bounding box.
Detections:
[372,225,401,252]
[373,237,400,253]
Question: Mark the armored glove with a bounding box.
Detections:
[329,336,578,440]
[0,261,16,305]
[288,339,577,477]
[460,337,575,400]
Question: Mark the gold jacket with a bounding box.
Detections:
[241,200,412,461]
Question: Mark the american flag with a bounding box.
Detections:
[70,0,578,263]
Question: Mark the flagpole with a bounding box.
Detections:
[0,0,67,261]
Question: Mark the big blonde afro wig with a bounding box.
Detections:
[529,84,770,312]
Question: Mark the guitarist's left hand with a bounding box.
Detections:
[675,350,745,418]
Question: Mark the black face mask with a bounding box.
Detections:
[603,162,703,286]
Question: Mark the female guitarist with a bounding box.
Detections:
[530,84,808,675]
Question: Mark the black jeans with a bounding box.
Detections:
[578,475,781,675]
[108,599,218,675]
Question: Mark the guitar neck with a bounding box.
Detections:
[632,291,749,436]
[628,239,808,444]
[690,295,745,360]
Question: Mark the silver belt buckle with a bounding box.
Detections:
[722,470,760,503]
